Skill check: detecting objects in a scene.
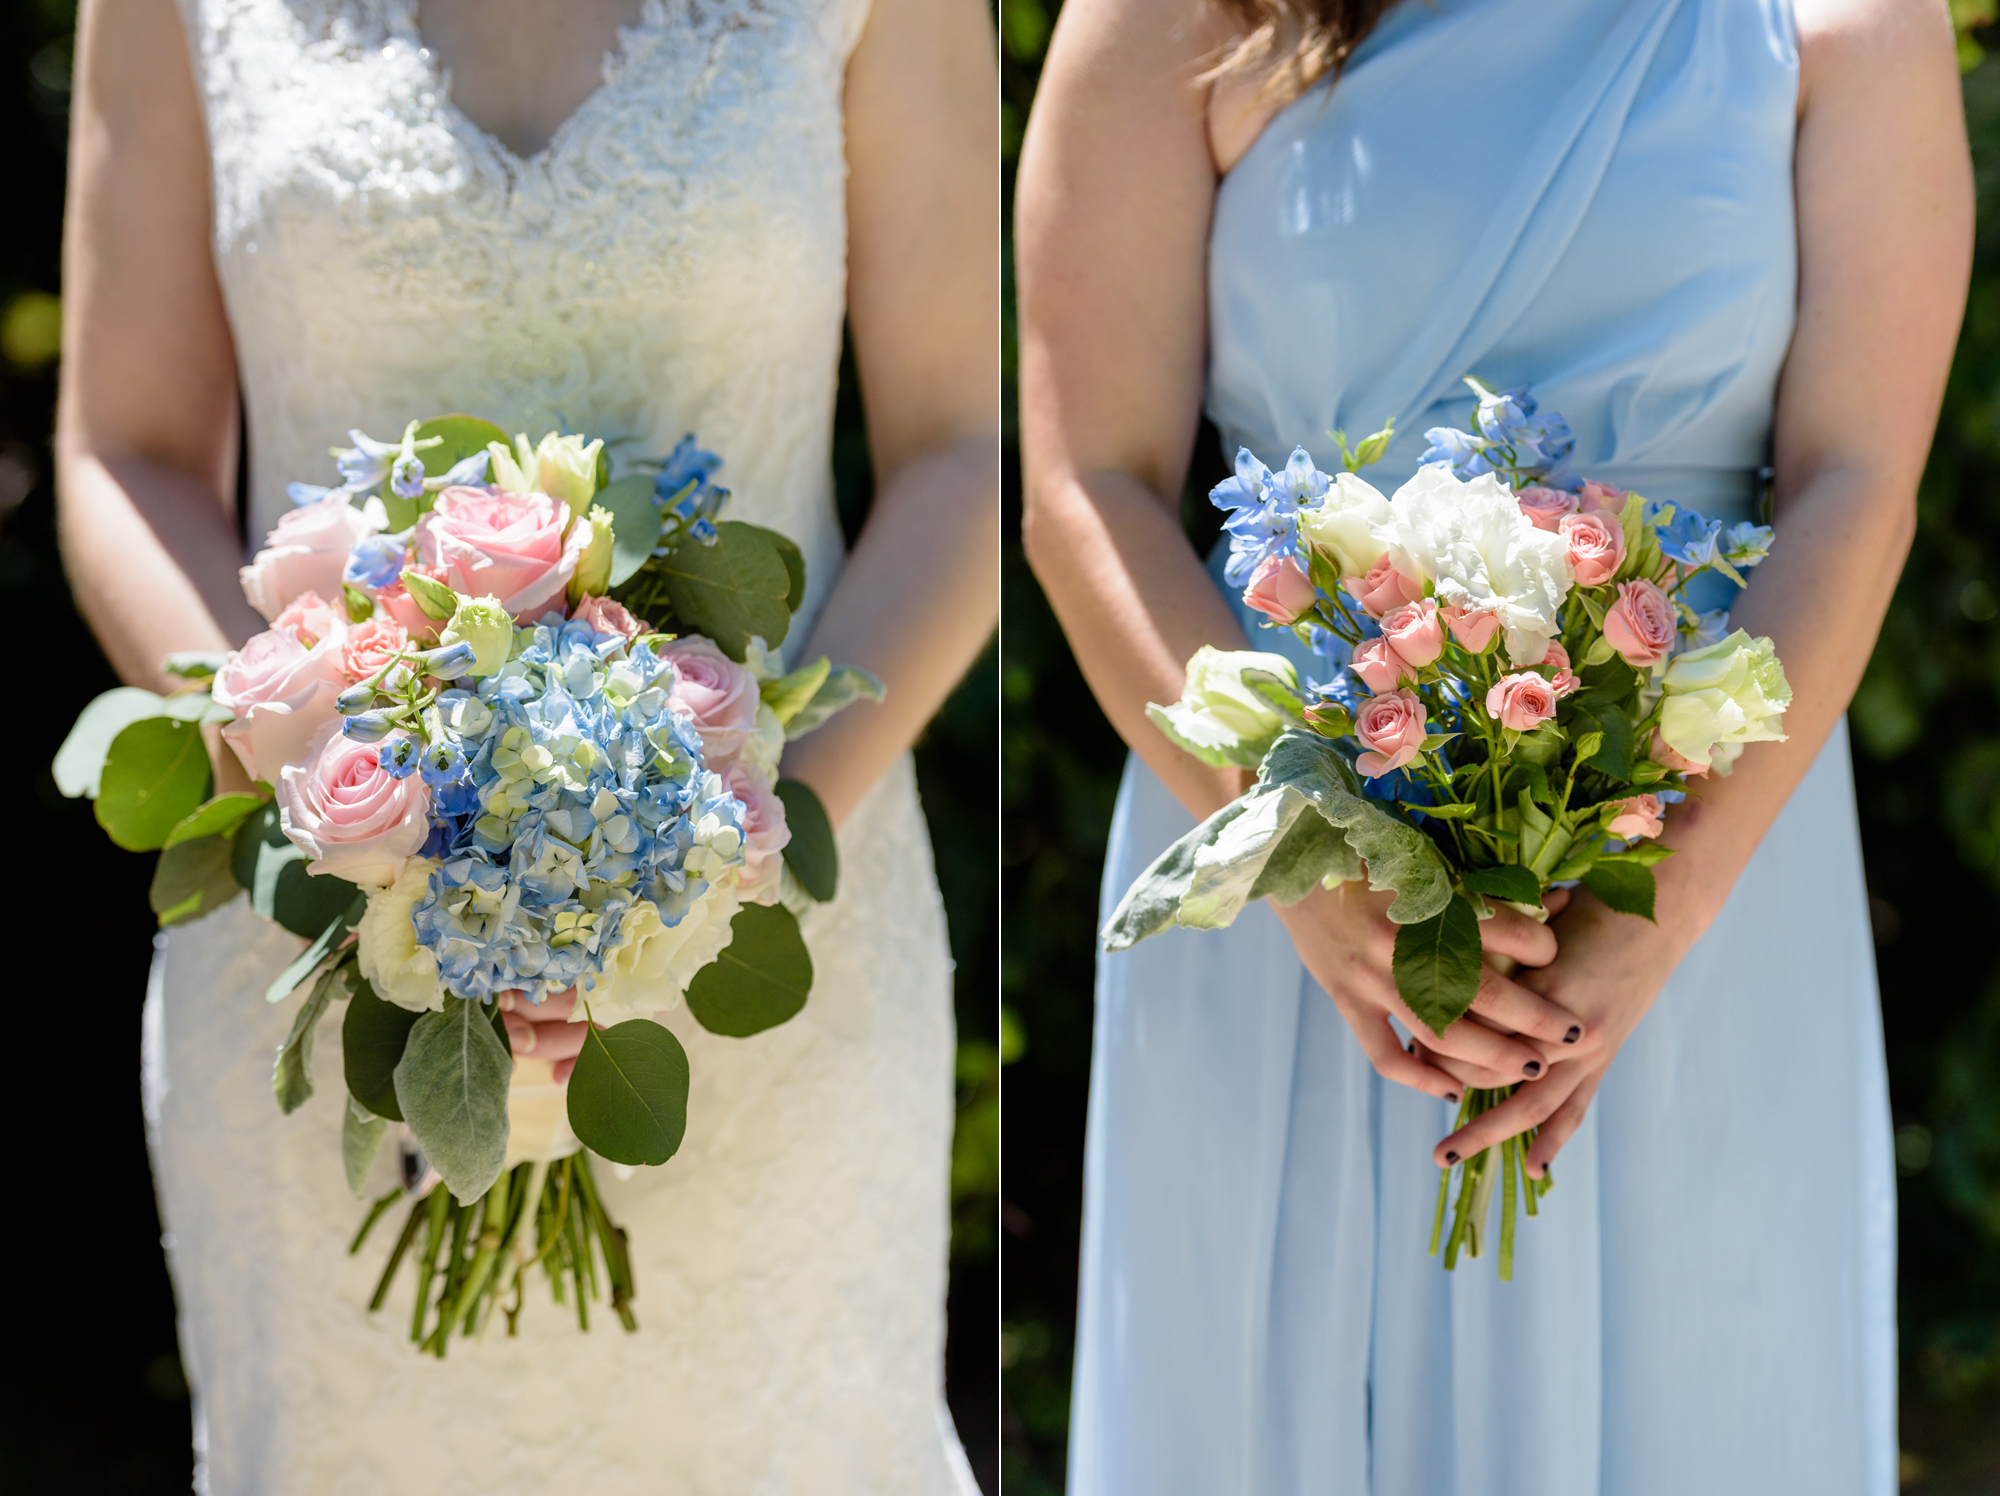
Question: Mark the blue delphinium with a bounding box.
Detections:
[1210,446,1334,587]
[343,535,408,591]
[1420,378,1574,486]
[1656,509,1724,569]
[653,435,730,551]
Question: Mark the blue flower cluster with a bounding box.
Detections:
[652,436,730,552]
[1420,380,1574,486]
[1210,446,1336,587]
[400,615,747,1004]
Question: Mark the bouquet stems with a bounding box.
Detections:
[1429,1087,1553,1281]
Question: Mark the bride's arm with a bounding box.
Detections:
[775,0,1000,829]
[56,0,261,696]
[1439,0,1973,1176]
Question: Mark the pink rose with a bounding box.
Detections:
[1605,794,1665,842]
[1517,485,1580,532]
[239,494,380,622]
[276,722,432,888]
[1579,480,1630,515]
[1485,671,1559,731]
[1353,689,1428,778]
[272,591,341,649]
[1558,511,1626,588]
[212,626,348,785]
[1650,728,1709,777]
[724,762,793,905]
[1345,554,1426,618]
[660,637,762,770]
[1603,578,1676,668]
[341,617,411,684]
[571,595,651,646]
[377,563,449,643]
[413,486,585,623]
[1539,640,1580,698]
[1443,605,1502,654]
[1379,599,1445,669]
[1351,637,1415,695]
[1243,554,1318,625]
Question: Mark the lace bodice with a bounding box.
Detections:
[180,0,864,630]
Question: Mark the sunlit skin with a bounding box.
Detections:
[1018,0,1970,1173]
[56,0,999,1055]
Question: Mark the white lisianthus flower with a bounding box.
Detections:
[1146,646,1302,769]
[580,881,745,1021]
[486,432,603,519]
[357,857,445,1012]
[1295,472,1392,578]
[1657,629,1791,770]
[1371,466,1574,666]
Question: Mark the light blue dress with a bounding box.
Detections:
[1069,2,1897,1493]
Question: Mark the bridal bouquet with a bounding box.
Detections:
[1105,381,1789,1280]
[56,416,880,1351]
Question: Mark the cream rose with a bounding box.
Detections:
[1296,471,1391,578]
[357,856,445,1012]
[579,884,746,1021]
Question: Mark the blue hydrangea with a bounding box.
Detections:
[1210,446,1334,586]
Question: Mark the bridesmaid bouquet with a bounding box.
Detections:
[56,416,880,1351]
[1104,381,1789,1280]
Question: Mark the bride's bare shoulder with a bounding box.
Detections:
[1792,0,1959,110]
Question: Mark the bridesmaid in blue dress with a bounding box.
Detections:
[1017,0,1970,1492]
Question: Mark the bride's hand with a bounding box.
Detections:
[496,988,596,1084]
[1274,883,1586,1104]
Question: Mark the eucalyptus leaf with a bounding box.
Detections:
[1582,859,1657,922]
[394,994,512,1204]
[264,893,365,1004]
[343,973,423,1122]
[595,474,663,586]
[565,1018,691,1167]
[150,834,240,926]
[685,903,814,1037]
[342,1097,391,1198]
[1392,893,1485,1037]
[233,801,360,938]
[275,962,346,1115]
[160,692,233,726]
[656,520,793,660]
[163,652,226,680]
[762,656,832,727]
[95,717,213,852]
[1461,864,1542,905]
[769,530,807,613]
[774,778,839,902]
[165,792,265,849]
[53,687,165,798]
[785,664,887,738]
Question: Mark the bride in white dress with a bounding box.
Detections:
[55,0,997,1489]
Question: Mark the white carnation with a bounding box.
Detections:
[1296,472,1391,577]
[356,857,444,1013]
[1371,466,1573,666]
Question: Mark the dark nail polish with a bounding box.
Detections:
[1445,1150,1461,1165]
[1445,1092,1460,1104]
[1523,1060,1543,1078]
[1406,1039,1416,1054]
[1563,1025,1581,1044]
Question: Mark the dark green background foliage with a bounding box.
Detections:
[1002,2,2000,1489]
[0,1,993,1487]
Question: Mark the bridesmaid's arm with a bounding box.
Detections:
[56,0,261,695]
[776,0,1000,830]
[1442,0,1973,1175]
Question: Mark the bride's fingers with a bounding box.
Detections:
[1467,966,1584,1053]
[1430,1066,1585,1167]
[1543,887,1572,918]
[1521,1071,1602,1179]
[1476,905,1558,967]
[517,1018,589,1063]
[501,1008,538,1053]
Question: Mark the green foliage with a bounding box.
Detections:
[342,974,422,1123]
[785,663,887,738]
[565,1019,691,1167]
[342,1098,391,1198]
[685,903,814,1037]
[594,473,662,586]
[149,833,238,926]
[274,961,345,1115]
[52,686,166,797]
[647,519,794,660]
[1462,864,1542,905]
[232,800,359,938]
[774,778,839,901]
[94,717,212,851]
[393,994,513,1204]
[263,893,365,1003]
[1580,860,1656,922]
[1391,894,1485,1037]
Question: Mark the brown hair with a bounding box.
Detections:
[1202,0,1403,104]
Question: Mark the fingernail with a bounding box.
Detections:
[1445,1092,1460,1104]
[1445,1150,1461,1165]
[1563,1025,1581,1044]
[1406,1039,1416,1054]
[1523,1060,1542,1078]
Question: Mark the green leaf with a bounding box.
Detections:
[774,778,839,902]
[342,973,423,1122]
[342,583,377,623]
[275,961,346,1115]
[595,474,663,587]
[95,717,213,851]
[54,687,166,798]
[685,903,814,1037]
[769,530,807,613]
[413,414,511,481]
[399,568,457,620]
[1100,799,1252,951]
[163,652,226,680]
[1461,865,1542,905]
[1581,635,1618,668]
[1392,893,1485,1037]
[164,791,264,848]
[232,801,361,938]
[785,664,886,738]
[264,893,365,1003]
[1582,860,1657,922]
[656,520,794,660]
[1566,694,1635,779]
[1179,783,1341,928]
[160,692,233,726]
[1597,841,1675,867]
[393,994,512,1203]
[342,1097,391,1198]
[150,834,241,926]
[565,1018,691,1167]
[1416,801,1477,820]
[762,656,832,727]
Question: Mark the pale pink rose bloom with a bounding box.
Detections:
[277,721,432,888]
[1350,637,1415,695]
[1579,479,1630,515]
[1558,511,1626,588]
[213,625,348,785]
[1650,728,1709,777]
[1242,554,1318,625]
[240,494,380,622]
[1485,671,1559,731]
[571,595,651,645]
[341,616,411,684]
[376,563,449,643]
[1379,598,1445,669]
[1516,484,1580,532]
[660,637,762,770]
[272,591,341,649]
[1442,605,1502,653]
[1345,554,1426,618]
[1603,578,1677,668]
[1353,689,1428,778]
[1605,793,1665,842]
[413,486,584,624]
[1539,640,1580,698]
[724,762,793,905]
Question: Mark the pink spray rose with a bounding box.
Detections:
[1243,554,1318,625]
[1538,640,1580,698]
[239,494,380,622]
[276,721,432,888]
[1516,485,1581,532]
[1378,599,1445,670]
[413,486,586,623]
[1353,689,1428,778]
[1443,605,1502,654]
[571,595,651,646]
[1650,728,1709,777]
[340,617,411,684]
[660,637,763,770]
[1345,554,1426,618]
[377,563,450,643]
[1603,578,1677,668]
[1579,480,1630,515]
[1485,671,1559,731]
[272,591,341,649]
[1559,511,1626,588]
[1351,637,1416,695]
[1605,793,1665,842]
[724,762,793,906]
[213,626,348,785]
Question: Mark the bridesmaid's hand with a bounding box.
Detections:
[496,988,596,1084]
[1274,883,1586,1104]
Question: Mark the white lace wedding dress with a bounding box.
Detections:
[143,2,974,1491]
